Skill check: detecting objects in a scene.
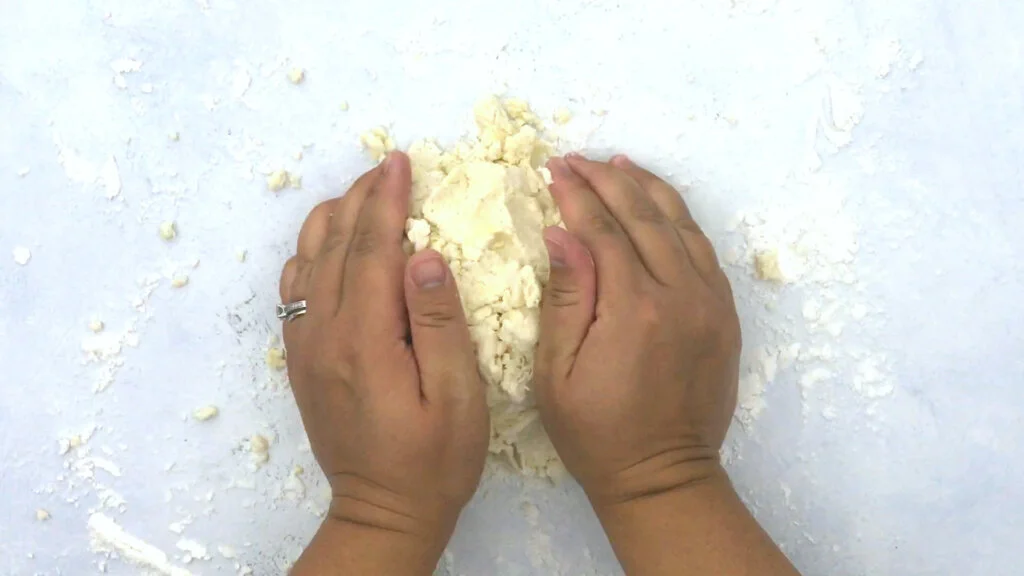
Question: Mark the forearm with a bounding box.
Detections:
[291,513,449,575]
[592,465,799,576]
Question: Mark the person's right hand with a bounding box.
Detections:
[534,153,742,506]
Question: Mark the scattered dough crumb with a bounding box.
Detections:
[36,509,51,522]
[159,221,177,241]
[266,347,287,371]
[339,100,349,111]
[553,107,573,125]
[293,150,303,161]
[250,434,270,464]
[169,132,180,142]
[235,249,247,263]
[359,127,395,162]
[287,68,305,84]
[13,246,31,265]
[592,108,608,117]
[89,319,105,333]
[754,250,786,283]
[192,405,219,422]
[267,169,301,192]
[170,274,189,288]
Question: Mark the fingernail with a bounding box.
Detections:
[611,154,633,168]
[547,157,573,179]
[544,235,568,269]
[411,256,447,289]
[381,153,391,175]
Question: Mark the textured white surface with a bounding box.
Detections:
[1,1,1023,575]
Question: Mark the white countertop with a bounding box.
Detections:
[2,0,1022,574]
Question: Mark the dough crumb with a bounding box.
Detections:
[266,347,287,370]
[235,249,248,263]
[553,107,573,125]
[754,250,786,283]
[13,246,31,265]
[267,169,301,192]
[359,127,395,162]
[159,221,177,241]
[192,405,219,421]
[170,274,189,288]
[89,319,105,333]
[250,434,270,464]
[36,509,51,522]
[169,131,180,142]
[339,100,349,111]
[287,67,305,84]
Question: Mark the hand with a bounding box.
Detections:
[280,152,489,574]
[535,154,797,576]
[535,153,741,506]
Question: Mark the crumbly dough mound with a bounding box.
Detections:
[405,97,563,477]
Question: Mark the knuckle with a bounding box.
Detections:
[319,232,348,256]
[279,258,299,299]
[629,195,667,224]
[673,217,703,237]
[585,211,619,235]
[349,227,378,257]
[545,280,583,309]
[413,303,459,329]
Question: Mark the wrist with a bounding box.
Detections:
[328,472,462,542]
[293,492,457,576]
[583,446,724,513]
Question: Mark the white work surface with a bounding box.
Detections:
[2,0,1023,574]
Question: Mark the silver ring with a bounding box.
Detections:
[276,300,308,322]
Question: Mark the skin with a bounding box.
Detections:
[282,150,799,575]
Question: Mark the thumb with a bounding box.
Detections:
[536,226,597,386]
[405,249,479,402]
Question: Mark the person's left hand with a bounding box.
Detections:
[280,152,489,574]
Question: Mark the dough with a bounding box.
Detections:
[159,221,177,241]
[405,97,564,477]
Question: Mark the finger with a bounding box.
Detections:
[609,155,701,235]
[546,155,646,302]
[565,154,690,286]
[280,256,312,344]
[307,164,384,315]
[535,227,597,391]
[341,151,412,343]
[610,155,732,296]
[297,200,336,261]
[404,250,481,405]
[279,256,301,302]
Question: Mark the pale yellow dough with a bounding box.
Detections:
[404,97,564,477]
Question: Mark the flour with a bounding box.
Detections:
[89,513,192,576]
[394,97,563,477]
[12,246,31,265]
